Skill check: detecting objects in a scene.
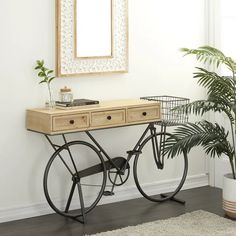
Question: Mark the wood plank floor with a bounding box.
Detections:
[0,186,225,236]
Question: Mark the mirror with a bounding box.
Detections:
[56,0,128,76]
[75,0,113,58]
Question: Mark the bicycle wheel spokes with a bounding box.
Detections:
[65,182,76,213]
[57,152,74,176]
[44,141,107,220]
[133,132,188,202]
[76,182,86,222]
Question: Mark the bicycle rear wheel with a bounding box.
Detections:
[133,132,188,202]
[43,141,106,221]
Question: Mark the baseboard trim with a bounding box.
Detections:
[97,173,209,206]
[0,173,208,223]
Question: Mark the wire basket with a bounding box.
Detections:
[141,95,190,126]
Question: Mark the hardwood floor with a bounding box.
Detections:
[0,186,224,236]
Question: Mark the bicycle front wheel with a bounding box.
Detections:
[133,132,188,202]
[43,141,107,220]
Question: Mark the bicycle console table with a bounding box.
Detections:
[26,98,188,224]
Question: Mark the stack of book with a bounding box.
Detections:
[56,99,99,109]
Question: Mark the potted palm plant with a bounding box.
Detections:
[165,46,236,218]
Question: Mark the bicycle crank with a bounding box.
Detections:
[108,157,130,186]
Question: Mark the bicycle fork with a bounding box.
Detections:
[149,123,167,170]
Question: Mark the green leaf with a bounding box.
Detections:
[38,72,45,77]
[164,121,233,159]
[180,46,236,74]
[39,80,47,84]
[48,77,55,84]
[47,70,54,75]
[36,60,44,67]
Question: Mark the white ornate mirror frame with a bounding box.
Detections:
[56,0,128,77]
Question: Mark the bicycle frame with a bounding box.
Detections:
[85,122,166,174]
[45,122,168,185]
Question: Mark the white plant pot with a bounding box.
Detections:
[223,173,236,218]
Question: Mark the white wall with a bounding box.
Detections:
[0,0,207,222]
[208,0,236,188]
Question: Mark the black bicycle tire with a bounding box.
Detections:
[133,132,188,202]
[43,140,107,220]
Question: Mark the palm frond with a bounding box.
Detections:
[164,121,234,159]
[194,68,234,101]
[181,46,236,73]
[207,96,234,123]
[172,99,234,124]
[172,65,235,123]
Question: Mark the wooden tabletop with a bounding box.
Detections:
[26,99,161,135]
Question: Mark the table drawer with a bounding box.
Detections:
[52,113,89,131]
[91,109,125,127]
[127,105,160,123]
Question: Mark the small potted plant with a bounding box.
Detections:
[164,46,236,218]
[35,60,55,108]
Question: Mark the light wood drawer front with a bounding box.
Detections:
[91,110,125,127]
[53,113,89,131]
[127,106,160,123]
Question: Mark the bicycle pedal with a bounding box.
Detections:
[127,150,142,155]
[103,191,115,196]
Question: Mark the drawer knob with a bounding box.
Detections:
[69,120,75,124]
[107,115,112,120]
[142,112,147,116]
